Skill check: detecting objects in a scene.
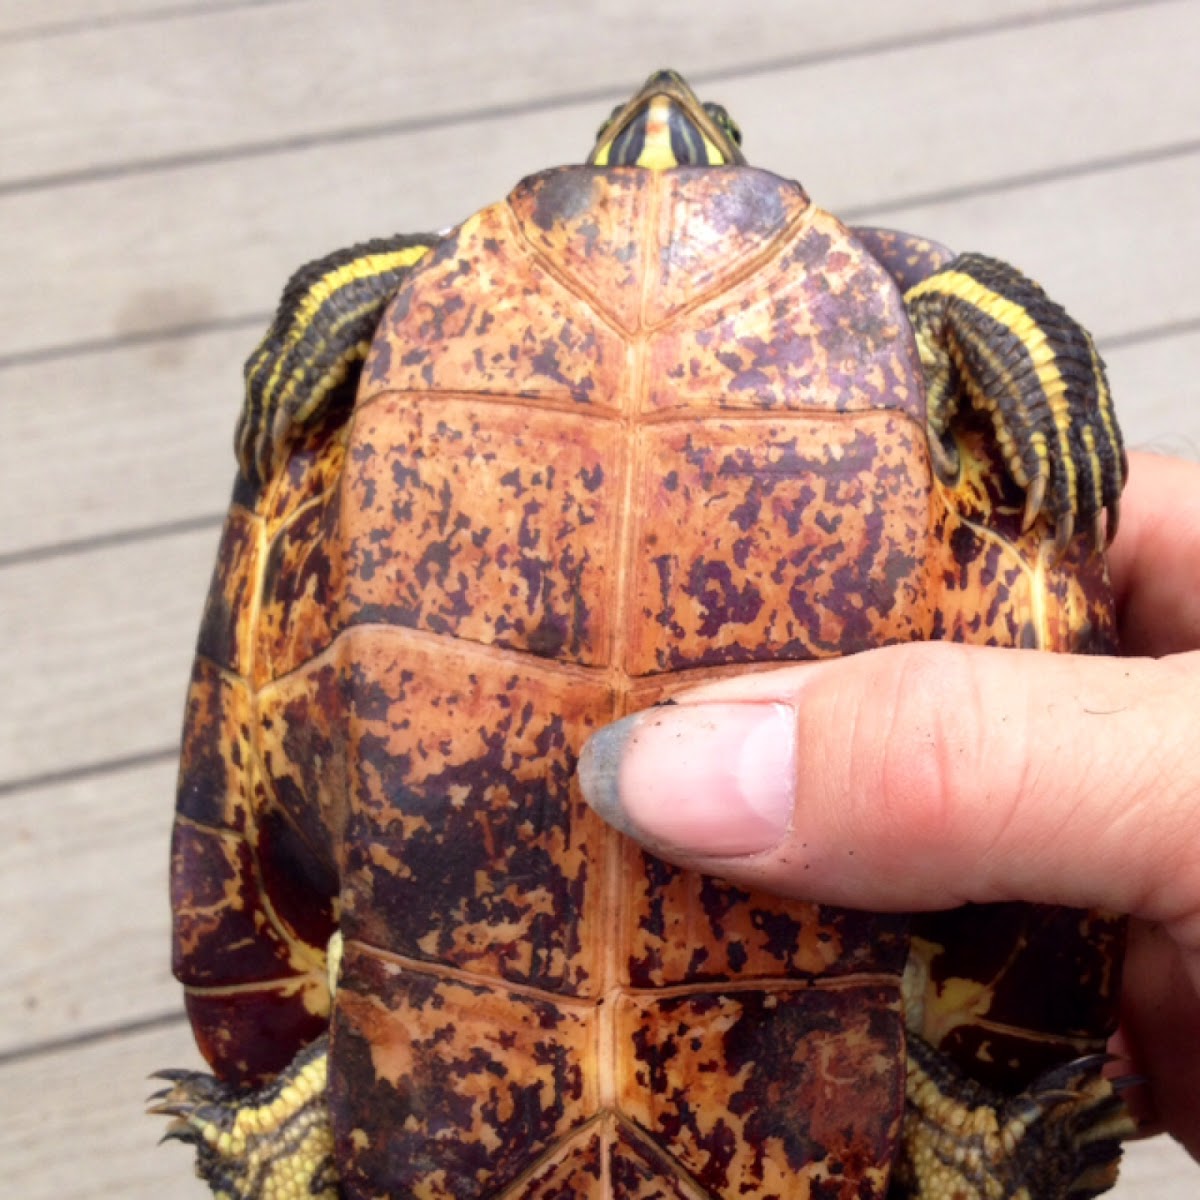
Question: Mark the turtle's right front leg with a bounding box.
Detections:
[150,1035,336,1200]
[237,232,439,486]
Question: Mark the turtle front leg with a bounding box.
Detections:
[903,253,1126,554]
[236,232,438,486]
[893,1037,1135,1199]
[150,1035,337,1200]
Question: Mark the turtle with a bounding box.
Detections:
[151,70,1134,1199]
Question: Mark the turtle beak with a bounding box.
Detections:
[589,70,745,168]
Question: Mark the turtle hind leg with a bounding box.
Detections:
[149,1034,336,1200]
[892,1037,1135,1200]
[903,253,1127,555]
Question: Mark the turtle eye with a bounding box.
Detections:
[703,102,743,147]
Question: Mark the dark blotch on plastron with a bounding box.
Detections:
[528,169,600,233]
[255,805,338,950]
[701,168,795,239]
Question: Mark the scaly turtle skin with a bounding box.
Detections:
[152,71,1131,1198]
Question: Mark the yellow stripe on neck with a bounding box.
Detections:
[636,96,679,169]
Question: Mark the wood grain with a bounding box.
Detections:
[0,1019,209,1200]
[2,0,1152,184]
[0,759,180,1054]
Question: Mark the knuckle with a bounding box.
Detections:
[853,643,1001,858]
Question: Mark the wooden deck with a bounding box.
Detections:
[2,0,1197,1194]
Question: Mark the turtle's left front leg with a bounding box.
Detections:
[150,1035,336,1200]
[903,252,1126,553]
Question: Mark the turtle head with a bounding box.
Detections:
[588,69,745,168]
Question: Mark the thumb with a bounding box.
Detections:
[578,642,1200,930]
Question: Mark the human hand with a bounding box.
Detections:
[578,451,1200,1160]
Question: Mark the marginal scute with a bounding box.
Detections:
[175,657,255,835]
[255,481,342,684]
[852,225,955,294]
[256,658,346,876]
[910,903,1127,1092]
[195,505,262,676]
[929,422,1120,652]
[170,821,298,988]
[183,982,329,1089]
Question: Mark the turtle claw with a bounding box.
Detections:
[928,427,961,484]
[158,1124,194,1147]
[149,1065,226,1091]
[149,1066,192,1081]
[905,252,1126,557]
[897,1038,1135,1200]
[1053,510,1076,561]
[232,407,278,491]
[1022,472,1048,535]
[147,1068,231,1117]
[1109,1071,1150,1093]
[1101,496,1120,547]
[150,1039,335,1200]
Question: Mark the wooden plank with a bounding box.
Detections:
[0,1019,209,1200]
[1,0,1151,186]
[852,153,1200,344]
[720,1,1200,214]
[4,7,1200,359]
[0,528,215,785]
[0,0,281,41]
[1105,330,1200,457]
[0,759,182,1054]
[2,324,244,558]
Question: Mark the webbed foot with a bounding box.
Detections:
[149,1035,336,1199]
[904,253,1126,555]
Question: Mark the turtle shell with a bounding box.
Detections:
[171,164,1121,1198]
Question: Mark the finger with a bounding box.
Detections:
[1116,919,1200,1159]
[578,642,1200,932]
[1108,451,1200,655]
